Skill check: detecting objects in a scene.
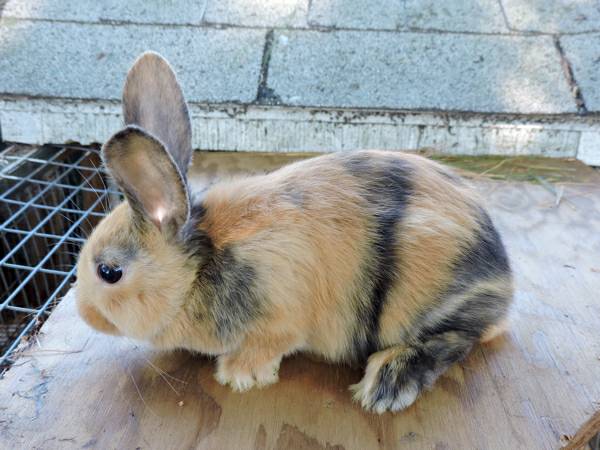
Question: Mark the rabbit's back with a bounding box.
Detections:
[193,151,512,364]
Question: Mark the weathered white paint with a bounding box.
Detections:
[1,97,599,164]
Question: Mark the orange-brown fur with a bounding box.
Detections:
[78,150,511,397]
[118,152,499,351]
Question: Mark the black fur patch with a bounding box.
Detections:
[181,198,261,342]
[371,331,473,407]
[180,198,213,262]
[420,210,512,340]
[448,210,510,289]
[94,245,138,267]
[198,247,262,342]
[344,153,413,363]
[426,291,509,340]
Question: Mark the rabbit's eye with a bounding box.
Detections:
[97,263,123,284]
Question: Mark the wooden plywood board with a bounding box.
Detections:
[1,175,599,449]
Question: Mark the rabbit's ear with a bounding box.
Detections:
[102,126,190,235]
[122,51,192,176]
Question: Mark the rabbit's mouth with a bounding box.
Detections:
[75,290,122,336]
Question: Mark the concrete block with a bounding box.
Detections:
[578,131,600,166]
[204,0,308,27]
[560,34,600,112]
[308,0,507,32]
[502,0,600,33]
[2,0,208,25]
[0,19,265,103]
[268,30,576,114]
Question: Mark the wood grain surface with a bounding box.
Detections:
[1,156,599,450]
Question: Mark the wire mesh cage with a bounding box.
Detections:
[0,143,117,375]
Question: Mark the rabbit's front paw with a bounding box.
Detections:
[215,353,281,392]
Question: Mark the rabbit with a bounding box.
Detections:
[75,51,513,413]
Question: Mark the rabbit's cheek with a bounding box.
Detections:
[102,292,165,340]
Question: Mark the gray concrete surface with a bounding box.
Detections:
[3,0,209,24]
[0,0,599,165]
[308,0,507,32]
[561,34,600,112]
[204,0,308,27]
[268,31,574,113]
[0,19,264,103]
[502,0,600,33]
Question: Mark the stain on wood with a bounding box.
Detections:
[254,424,267,450]
[275,424,345,450]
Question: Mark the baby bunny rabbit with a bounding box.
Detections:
[76,51,513,413]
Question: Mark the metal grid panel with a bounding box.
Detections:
[0,143,117,374]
